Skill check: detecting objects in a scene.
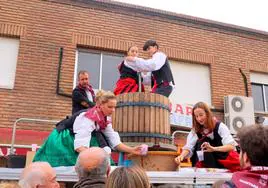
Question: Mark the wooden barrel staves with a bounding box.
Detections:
[112,93,171,145]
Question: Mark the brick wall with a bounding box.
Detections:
[0,0,268,132]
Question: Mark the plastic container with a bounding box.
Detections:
[7,155,26,168]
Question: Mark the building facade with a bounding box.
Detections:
[1,0,268,144]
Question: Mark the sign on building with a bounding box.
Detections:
[170,103,193,128]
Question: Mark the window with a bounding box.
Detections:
[0,37,20,89]
[169,61,212,105]
[251,72,268,112]
[251,84,266,111]
[74,49,123,91]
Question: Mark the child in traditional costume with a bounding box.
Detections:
[114,46,145,95]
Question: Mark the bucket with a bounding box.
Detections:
[128,151,178,171]
[7,155,26,168]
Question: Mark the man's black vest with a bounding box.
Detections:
[152,58,175,85]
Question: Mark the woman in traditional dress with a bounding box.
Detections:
[175,102,239,169]
[33,90,144,167]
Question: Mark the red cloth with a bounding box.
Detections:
[231,166,268,187]
[84,106,110,130]
[114,77,144,95]
[151,76,169,93]
[218,151,241,172]
[195,161,205,168]
[195,151,240,171]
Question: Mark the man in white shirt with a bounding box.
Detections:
[126,40,175,97]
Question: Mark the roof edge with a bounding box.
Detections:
[48,0,268,39]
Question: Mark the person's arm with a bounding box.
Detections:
[73,113,95,152]
[175,149,190,164]
[73,89,93,108]
[123,60,142,72]
[175,130,198,164]
[201,142,234,152]
[86,100,95,108]
[102,124,143,155]
[81,101,90,108]
[201,123,236,152]
[115,143,143,155]
[102,124,121,149]
[126,52,167,72]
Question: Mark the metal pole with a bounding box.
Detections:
[10,118,60,155]
[138,72,142,92]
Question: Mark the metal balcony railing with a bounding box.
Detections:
[9,118,60,155]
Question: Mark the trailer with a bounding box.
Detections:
[0,93,232,186]
[0,166,232,187]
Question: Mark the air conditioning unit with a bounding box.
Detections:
[224,95,255,134]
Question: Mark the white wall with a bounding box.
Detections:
[169,61,211,106]
[0,37,20,89]
[250,72,268,84]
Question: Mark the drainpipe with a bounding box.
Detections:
[56,47,72,98]
[239,68,249,97]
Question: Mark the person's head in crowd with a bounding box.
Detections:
[237,124,268,168]
[18,162,59,188]
[143,40,159,57]
[106,166,150,188]
[95,90,117,116]
[0,181,20,188]
[212,180,226,188]
[192,101,215,133]
[127,45,139,57]
[75,147,110,179]
[78,70,90,88]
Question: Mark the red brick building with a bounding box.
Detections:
[0,0,268,146]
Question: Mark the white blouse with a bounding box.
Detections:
[85,90,93,102]
[125,51,167,72]
[183,122,237,158]
[123,60,152,85]
[73,112,121,150]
